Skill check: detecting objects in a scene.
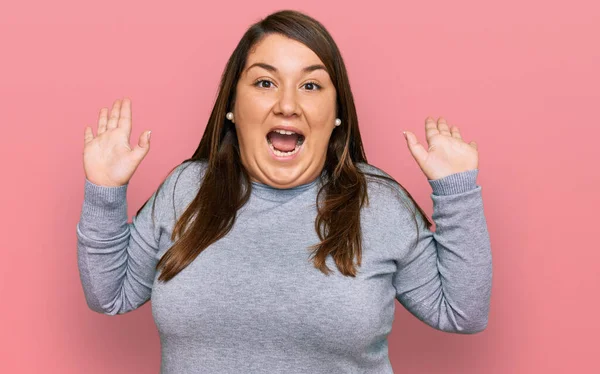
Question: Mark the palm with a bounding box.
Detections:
[83,98,152,187]
[404,117,479,181]
[84,129,134,184]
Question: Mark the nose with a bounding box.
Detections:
[274,85,300,118]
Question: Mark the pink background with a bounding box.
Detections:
[1,0,598,373]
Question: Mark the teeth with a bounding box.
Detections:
[273,129,299,136]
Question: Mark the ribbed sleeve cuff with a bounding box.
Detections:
[82,178,129,219]
[428,169,479,196]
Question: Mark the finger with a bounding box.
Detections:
[450,125,462,140]
[424,116,439,142]
[118,97,132,136]
[98,108,108,135]
[131,130,152,162]
[84,126,94,144]
[437,117,451,136]
[404,131,428,165]
[470,141,478,150]
[107,98,122,130]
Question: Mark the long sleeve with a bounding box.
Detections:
[392,169,492,334]
[76,166,182,315]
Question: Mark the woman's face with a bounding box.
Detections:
[232,33,338,189]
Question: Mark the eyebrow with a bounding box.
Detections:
[245,62,327,75]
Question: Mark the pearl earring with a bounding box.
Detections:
[335,118,341,126]
[226,112,234,122]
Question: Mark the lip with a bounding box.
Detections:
[265,137,304,162]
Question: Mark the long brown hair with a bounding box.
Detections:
[138,9,432,283]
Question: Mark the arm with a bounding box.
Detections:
[393,169,492,334]
[75,166,182,315]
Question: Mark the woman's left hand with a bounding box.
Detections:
[403,116,479,181]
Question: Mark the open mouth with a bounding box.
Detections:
[266,130,306,157]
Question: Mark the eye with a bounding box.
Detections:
[303,81,322,91]
[253,79,322,91]
[254,79,274,89]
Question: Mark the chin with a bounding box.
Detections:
[265,167,304,186]
[256,160,311,188]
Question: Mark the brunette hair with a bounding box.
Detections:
[138,9,432,283]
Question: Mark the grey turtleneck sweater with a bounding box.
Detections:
[76,160,492,373]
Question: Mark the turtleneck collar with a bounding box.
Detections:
[249,171,325,202]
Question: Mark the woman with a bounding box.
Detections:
[77,9,492,373]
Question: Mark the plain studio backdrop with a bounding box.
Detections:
[0,0,598,373]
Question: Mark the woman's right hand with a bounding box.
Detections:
[83,97,152,187]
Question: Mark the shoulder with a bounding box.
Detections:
[356,162,406,200]
[354,163,430,260]
[168,159,208,185]
[157,159,206,191]
[355,162,423,226]
[152,159,209,214]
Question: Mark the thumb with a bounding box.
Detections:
[131,130,151,162]
[403,131,428,166]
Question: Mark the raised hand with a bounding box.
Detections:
[83,97,152,187]
[403,116,479,181]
